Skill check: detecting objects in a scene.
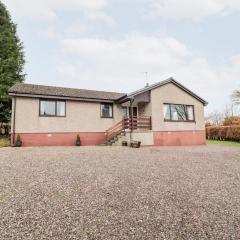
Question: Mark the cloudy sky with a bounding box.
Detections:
[3,0,240,114]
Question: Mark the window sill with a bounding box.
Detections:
[101,116,114,119]
[39,115,66,118]
[164,119,195,123]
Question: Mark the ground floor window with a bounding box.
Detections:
[100,103,113,118]
[163,103,194,121]
[122,107,128,118]
[40,99,66,117]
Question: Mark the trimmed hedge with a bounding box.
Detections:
[206,125,240,142]
[223,117,240,126]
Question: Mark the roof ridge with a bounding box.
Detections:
[10,83,126,95]
[124,77,208,106]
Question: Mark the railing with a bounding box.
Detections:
[125,116,152,130]
[105,116,151,141]
[105,119,125,141]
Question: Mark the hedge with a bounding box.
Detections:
[206,125,240,142]
[223,117,240,126]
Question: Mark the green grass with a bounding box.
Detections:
[0,137,10,148]
[207,140,240,147]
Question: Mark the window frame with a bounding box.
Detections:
[100,103,114,119]
[39,99,66,117]
[122,106,129,119]
[163,103,195,122]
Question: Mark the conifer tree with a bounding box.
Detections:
[0,1,25,123]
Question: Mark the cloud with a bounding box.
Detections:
[151,0,240,20]
[58,34,240,113]
[3,0,110,22]
[84,10,115,25]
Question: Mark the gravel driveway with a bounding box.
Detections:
[0,145,240,239]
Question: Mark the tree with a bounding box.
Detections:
[0,1,25,124]
[224,104,234,118]
[232,90,240,105]
[205,111,224,126]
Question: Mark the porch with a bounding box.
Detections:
[119,88,151,120]
[104,89,153,145]
[104,116,152,146]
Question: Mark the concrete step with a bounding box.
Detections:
[102,131,128,146]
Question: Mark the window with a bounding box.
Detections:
[122,107,128,119]
[163,104,194,122]
[56,101,66,116]
[100,103,113,118]
[40,99,66,117]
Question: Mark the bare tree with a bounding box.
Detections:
[232,90,240,105]
[224,104,234,118]
[205,111,224,125]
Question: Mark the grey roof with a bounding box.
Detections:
[119,77,208,106]
[9,78,208,105]
[9,83,126,101]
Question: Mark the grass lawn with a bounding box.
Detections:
[0,137,10,147]
[207,140,240,147]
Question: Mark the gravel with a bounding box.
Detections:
[0,145,240,239]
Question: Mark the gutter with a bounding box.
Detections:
[11,97,16,146]
[8,93,116,103]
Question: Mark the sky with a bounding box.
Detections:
[2,0,240,114]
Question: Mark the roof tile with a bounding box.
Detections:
[9,83,126,101]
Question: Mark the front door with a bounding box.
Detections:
[128,107,138,130]
[129,107,137,118]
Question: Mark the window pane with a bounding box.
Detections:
[40,101,55,116]
[163,104,171,120]
[170,105,179,120]
[101,104,113,118]
[122,107,128,118]
[57,101,65,116]
[187,106,194,120]
[171,105,188,121]
[164,104,194,121]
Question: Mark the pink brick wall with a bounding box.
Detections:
[153,131,206,146]
[13,132,106,146]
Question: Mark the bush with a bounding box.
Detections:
[15,134,22,147]
[223,117,240,126]
[0,137,10,147]
[0,123,11,135]
[76,134,81,146]
[206,125,240,142]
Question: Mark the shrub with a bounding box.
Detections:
[76,134,81,146]
[205,122,212,128]
[226,126,240,141]
[223,117,240,126]
[206,125,240,142]
[15,134,22,147]
[0,137,10,147]
[219,127,228,140]
[207,126,221,140]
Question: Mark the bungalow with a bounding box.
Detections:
[8,77,208,147]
